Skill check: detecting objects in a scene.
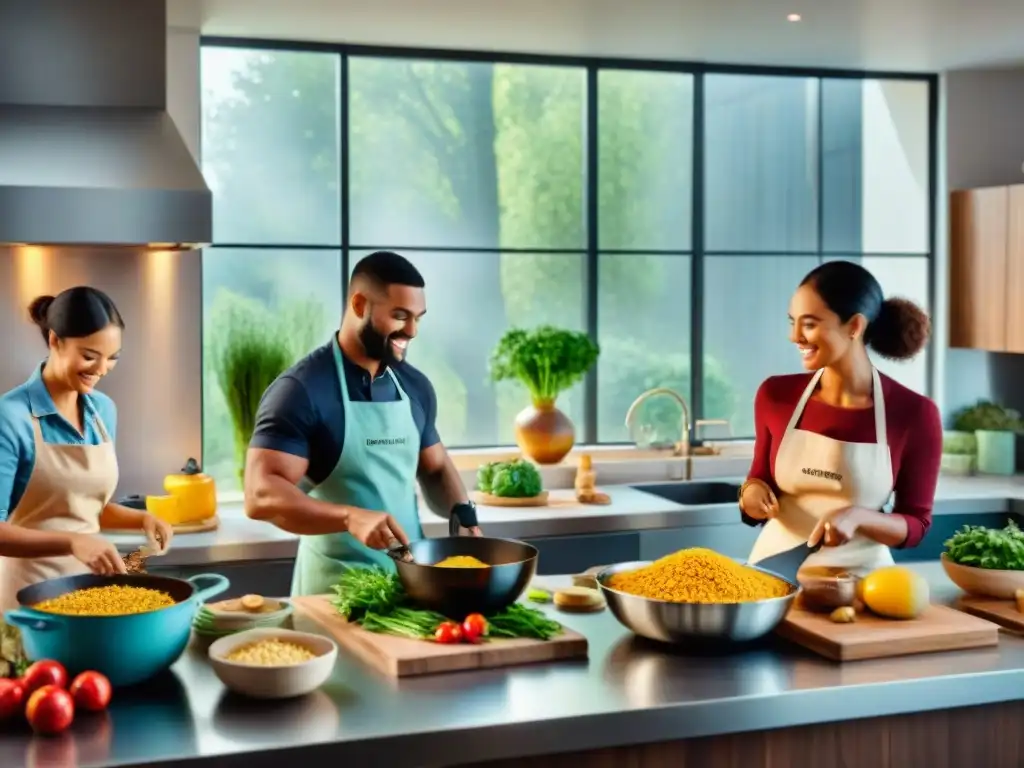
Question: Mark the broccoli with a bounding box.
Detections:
[489,459,543,498]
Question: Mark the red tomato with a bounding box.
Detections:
[21,660,68,694]
[461,613,488,643]
[434,621,463,644]
[25,685,74,735]
[69,671,112,712]
[0,678,25,720]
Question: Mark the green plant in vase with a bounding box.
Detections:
[212,299,299,483]
[489,326,599,464]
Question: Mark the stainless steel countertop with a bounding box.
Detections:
[1,562,1022,768]
[106,474,1024,566]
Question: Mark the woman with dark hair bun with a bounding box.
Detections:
[739,260,941,577]
[0,286,173,610]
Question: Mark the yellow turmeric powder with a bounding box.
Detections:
[606,547,792,604]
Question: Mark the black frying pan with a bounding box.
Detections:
[387,516,538,618]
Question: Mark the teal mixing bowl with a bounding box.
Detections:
[4,572,229,687]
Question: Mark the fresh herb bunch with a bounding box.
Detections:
[362,607,450,640]
[944,520,1024,570]
[477,458,543,498]
[329,566,406,620]
[489,326,599,405]
[486,603,562,640]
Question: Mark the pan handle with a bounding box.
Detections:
[386,540,414,563]
[448,514,460,537]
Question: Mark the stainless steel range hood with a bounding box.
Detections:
[0,0,212,249]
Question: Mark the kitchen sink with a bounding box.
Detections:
[632,481,742,506]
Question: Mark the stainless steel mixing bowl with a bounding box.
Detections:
[595,561,800,644]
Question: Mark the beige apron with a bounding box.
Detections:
[0,412,119,611]
[747,367,895,578]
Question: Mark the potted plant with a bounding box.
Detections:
[212,295,323,483]
[489,326,599,464]
[952,400,1023,476]
[940,430,976,476]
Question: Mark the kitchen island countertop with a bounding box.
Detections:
[106,474,1024,566]
[0,561,1022,767]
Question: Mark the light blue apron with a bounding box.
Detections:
[290,341,423,596]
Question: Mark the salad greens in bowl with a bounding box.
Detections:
[941,521,1024,598]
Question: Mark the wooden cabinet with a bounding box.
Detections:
[950,184,1024,352]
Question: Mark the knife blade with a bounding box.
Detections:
[753,540,823,584]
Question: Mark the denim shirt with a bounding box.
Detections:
[0,363,117,522]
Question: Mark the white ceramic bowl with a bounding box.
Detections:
[941,553,1024,599]
[208,628,337,700]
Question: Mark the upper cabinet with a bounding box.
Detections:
[949,184,1024,352]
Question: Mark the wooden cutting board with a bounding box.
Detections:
[955,595,1024,632]
[776,603,999,661]
[471,489,610,509]
[292,595,589,677]
[473,491,549,507]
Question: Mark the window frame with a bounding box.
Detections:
[199,36,938,449]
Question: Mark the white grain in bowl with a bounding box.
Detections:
[209,628,338,700]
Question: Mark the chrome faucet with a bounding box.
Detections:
[624,388,691,458]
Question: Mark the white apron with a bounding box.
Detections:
[747,367,895,578]
[0,412,119,611]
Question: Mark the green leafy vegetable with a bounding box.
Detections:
[527,588,552,603]
[944,520,1024,570]
[487,603,563,640]
[481,458,543,498]
[477,461,501,494]
[489,325,599,405]
[329,565,406,620]
[329,566,564,641]
[361,607,449,640]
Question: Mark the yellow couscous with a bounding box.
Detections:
[225,638,317,666]
[33,585,176,616]
[606,547,792,604]
[433,555,490,569]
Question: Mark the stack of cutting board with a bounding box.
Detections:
[291,595,588,677]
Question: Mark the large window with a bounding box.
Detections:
[200,41,935,487]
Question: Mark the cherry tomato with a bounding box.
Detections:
[461,613,488,643]
[69,671,112,712]
[434,622,463,644]
[0,678,25,720]
[25,685,74,735]
[21,660,68,695]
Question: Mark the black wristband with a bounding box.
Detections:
[451,501,478,528]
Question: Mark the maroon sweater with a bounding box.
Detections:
[746,372,942,548]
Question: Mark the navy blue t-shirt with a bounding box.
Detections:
[249,338,440,486]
